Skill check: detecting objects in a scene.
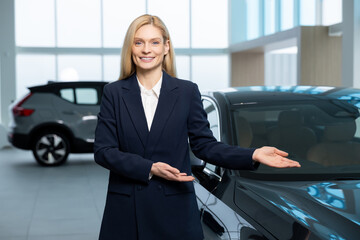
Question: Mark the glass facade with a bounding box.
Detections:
[323,0,342,26]
[15,0,343,97]
[230,0,343,43]
[192,0,228,48]
[300,0,316,26]
[247,0,260,40]
[57,55,102,81]
[15,0,229,97]
[15,0,55,47]
[264,0,276,35]
[56,0,102,47]
[280,0,294,31]
[16,55,56,97]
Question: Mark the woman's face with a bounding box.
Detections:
[132,24,169,73]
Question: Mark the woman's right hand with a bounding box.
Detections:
[150,162,195,182]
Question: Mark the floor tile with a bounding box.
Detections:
[0,148,107,239]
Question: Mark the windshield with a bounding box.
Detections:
[233,100,360,179]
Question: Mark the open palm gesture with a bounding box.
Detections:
[252,146,301,168]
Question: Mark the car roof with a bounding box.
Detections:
[204,86,360,105]
[28,81,109,93]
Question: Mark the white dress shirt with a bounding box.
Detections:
[137,75,162,131]
[137,75,162,180]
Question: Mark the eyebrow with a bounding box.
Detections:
[134,37,162,41]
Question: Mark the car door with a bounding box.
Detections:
[193,97,230,239]
[194,97,267,240]
[55,85,101,143]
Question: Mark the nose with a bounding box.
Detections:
[142,42,151,54]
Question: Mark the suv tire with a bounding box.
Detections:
[32,131,70,166]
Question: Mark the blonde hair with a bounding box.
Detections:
[119,14,176,80]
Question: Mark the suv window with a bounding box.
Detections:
[59,87,99,105]
[75,88,98,104]
[60,88,75,103]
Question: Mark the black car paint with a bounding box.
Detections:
[193,86,360,240]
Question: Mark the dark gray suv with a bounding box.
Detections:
[8,81,108,166]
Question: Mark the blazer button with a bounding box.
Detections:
[137,186,142,191]
[157,185,162,190]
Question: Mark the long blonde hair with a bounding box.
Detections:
[119,14,176,80]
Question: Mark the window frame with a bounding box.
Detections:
[201,96,223,179]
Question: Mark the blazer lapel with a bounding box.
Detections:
[121,74,149,148]
[144,72,179,159]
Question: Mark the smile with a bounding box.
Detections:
[140,57,155,62]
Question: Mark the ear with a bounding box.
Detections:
[164,40,170,55]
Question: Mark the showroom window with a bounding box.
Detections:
[15,0,55,47]
[300,0,316,26]
[247,0,261,40]
[231,0,343,43]
[56,0,102,48]
[15,0,229,98]
[264,0,276,35]
[191,0,228,48]
[322,0,342,26]
[57,55,102,81]
[15,0,343,98]
[280,0,294,31]
[16,55,56,97]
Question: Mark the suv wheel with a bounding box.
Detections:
[32,132,70,166]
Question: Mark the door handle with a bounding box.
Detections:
[62,110,75,115]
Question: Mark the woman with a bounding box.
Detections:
[94,14,300,240]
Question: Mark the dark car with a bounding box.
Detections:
[192,86,360,240]
[8,81,108,166]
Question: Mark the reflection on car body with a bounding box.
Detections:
[192,86,360,240]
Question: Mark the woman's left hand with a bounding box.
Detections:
[252,146,301,168]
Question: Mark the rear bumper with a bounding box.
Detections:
[8,132,31,150]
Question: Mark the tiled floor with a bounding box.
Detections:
[0,147,108,240]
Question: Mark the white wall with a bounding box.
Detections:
[0,0,16,130]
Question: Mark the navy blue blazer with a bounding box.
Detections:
[94,71,256,240]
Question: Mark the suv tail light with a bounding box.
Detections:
[12,93,35,117]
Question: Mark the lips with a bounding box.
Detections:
[140,57,155,62]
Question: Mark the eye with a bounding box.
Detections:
[134,41,143,46]
[152,41,160,45]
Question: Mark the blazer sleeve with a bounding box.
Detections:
[94,84,153,183]
[187,83,257,170]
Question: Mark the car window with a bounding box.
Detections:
[75,88,98,105]
[202,97,221,177]
[233,100,360,179]
[202,98,220,141]
[60,88,75,103]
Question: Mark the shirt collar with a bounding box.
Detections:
[137,74,162,98]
